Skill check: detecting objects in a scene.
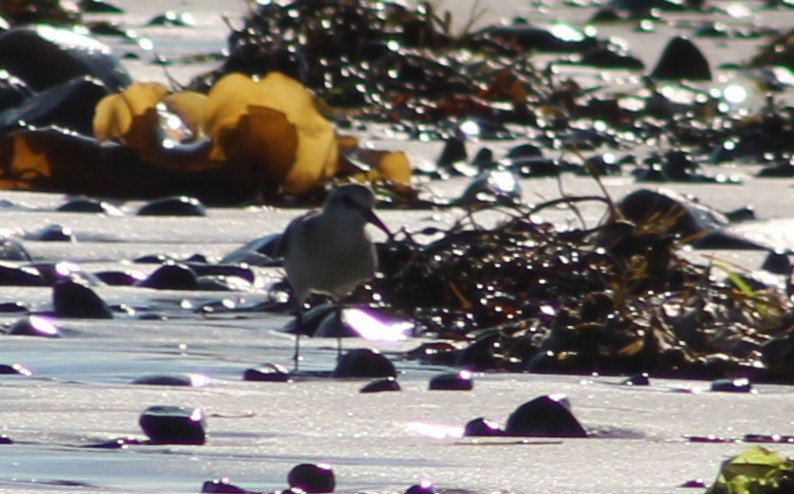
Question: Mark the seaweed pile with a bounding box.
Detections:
[355,195,794,382]
[180,0,794,189]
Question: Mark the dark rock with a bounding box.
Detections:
[136,263,198,290]
[187,263,256,284]
[0,302,28,312]
[0,76,111,136]
[287,463,335,493]
[711,377,752,393]
[405,482,435,494]
[137,196,206,216]
[201,478,253,493]
[0,71,33,114]
[82,436,141,449]
[196,275,253,291]
[243,364,290,382]
[134,254,174,264]
[0,434,12,444]
[762,250,791,275]
[0,237,32,261]
[429,370,473,391]
[0,263,46,286]
[132,374,210,387]
[463,417,504,437]
[487,23,597,52]
[651,36,711,80]
[333,348,397,378]
[0,25,132,92]
[360,377,401,393]
[7,316,61,338]
[139,405,207,445]
[28,261,99,286]
[28,224,75,242]
[621,373,650,386]
[580,46,644,69]
[57,197,124,215]
[78,0,125,13]
[0,363,32,375]
[504,395,588,438]
[506,143,543,159]
[436,136,468,170]
[147,11,196,27]
[52,279,113,318]
[93,270,145,286]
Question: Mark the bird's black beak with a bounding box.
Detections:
[365,210,392,239]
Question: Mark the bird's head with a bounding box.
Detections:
[325,184,392,237]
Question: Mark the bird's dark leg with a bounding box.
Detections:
[293,305,303,372]
[335,301,343,362]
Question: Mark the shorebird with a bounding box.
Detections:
[277,184,391,370]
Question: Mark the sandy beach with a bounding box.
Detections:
[1,0,794,493]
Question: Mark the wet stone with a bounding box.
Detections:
[360,377,401,393]
[429,370,473,391]
[463,417,504,437]
[287,463,335,494]
[0,263,46,286]
[82,436,141,449]
[405,481,436,494]
[0,237,32,261]
[28,224,75,242]
[132,373,210,387]
[711,377,753,393]
[333,348,397,378]
[0,302,28,313]
[147,11,196,27]
[134,254,174,264]
[6,316,61,338]
[504,394,588,438]
[0,363,32,375]
[243,363,290,382]
[136,263,198,290]
[56,197,123,215]
[0,25,131,92]
[78,0,125,13]
[679,479,707,489]
[197,275,253,291]
[52,279,113,318]
[436,136,468,172]
[30,261,99,286]
[621,373,651,386]
[93,270,145,286]
[137,196,206,216]
[651,36,711,80]
[761,250,791,275]
[139,405,207,445]
[201,478,253,493]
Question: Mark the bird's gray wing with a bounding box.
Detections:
[273,210,319,258]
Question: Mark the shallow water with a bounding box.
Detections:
[3,0,794,493]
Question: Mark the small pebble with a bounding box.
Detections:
[0,363,32,375]
[711,377,753,393]
[429,370,473,391]
[243,363,290,382]
[333,348,397,378]
[360,377,401,393]
[137,196,206,216]
[287,463,335,494]
[139,405,207,445]
[6,316,61,338]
